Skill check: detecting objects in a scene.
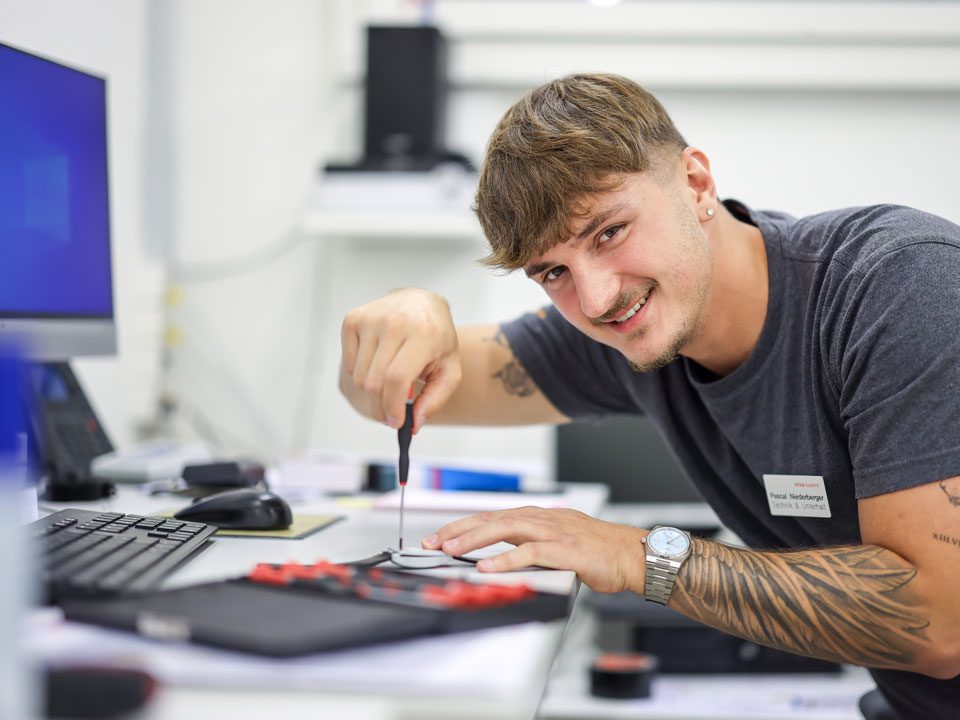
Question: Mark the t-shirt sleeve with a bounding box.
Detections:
[499,305,645,420]
[840,241,960,497]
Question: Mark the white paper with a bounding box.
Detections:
[373,487,571,513]
[28,612,555,700]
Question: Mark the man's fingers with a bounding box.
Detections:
[477,540,582,574]
[340,322,360,375]
[423,507,583,552]
[411,362,462,434]
[475,542,555,573]
[421,512,493,550]
[433,507,557,556]
[424,506,636,592]
[364,337,419,427]
[339,289,460,429]
[349,334,383,400]
[383,340,448,430]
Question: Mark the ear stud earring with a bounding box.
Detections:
[705,208,715,217]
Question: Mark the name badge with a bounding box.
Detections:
[762,474,832,518]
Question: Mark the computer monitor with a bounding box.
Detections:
[556,415,705,503]
[0,41,116,360]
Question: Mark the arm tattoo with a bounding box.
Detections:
[492,361,536,397]
[939,477,960,507]
[671,540,929,669]
[485,331,536,397]
[486,328,510,349]
[932,532,960,549]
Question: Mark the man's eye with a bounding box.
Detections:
[544,266,566,283]
[600,224,624,242]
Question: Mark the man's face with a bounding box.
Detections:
[523,171,713,372]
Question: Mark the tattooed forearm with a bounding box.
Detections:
[670,540,929,670]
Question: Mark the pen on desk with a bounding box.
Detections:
[397,386,414,550]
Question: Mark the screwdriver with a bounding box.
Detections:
[397,386,415,550]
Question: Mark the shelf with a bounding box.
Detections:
[304,168,484,242]
[301,208,484,242]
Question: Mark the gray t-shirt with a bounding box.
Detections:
[501,201,960,720]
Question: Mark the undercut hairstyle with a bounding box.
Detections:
[475,73,688,271]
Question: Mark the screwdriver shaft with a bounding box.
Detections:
[399,483,406,550]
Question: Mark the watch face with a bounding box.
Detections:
[647,527,690,557]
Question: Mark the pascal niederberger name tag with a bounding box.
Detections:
[762,474,832,518]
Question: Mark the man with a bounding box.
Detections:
[340,74,960,719]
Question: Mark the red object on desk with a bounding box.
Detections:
[247,560,540,611]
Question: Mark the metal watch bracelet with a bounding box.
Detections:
[644,555,684,605]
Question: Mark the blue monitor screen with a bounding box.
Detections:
[0,42,113,319]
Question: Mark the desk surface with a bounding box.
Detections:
[30,483,608,720]
[536,503,876,720]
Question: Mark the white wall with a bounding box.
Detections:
[146,0,330,462]
[312,0,960,470]
[5,0,960,476]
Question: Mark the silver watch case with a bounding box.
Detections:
[641,526,692,605]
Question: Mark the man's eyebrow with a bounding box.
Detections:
[524,260,552,278]
[523,203,628,278]
[575,203,627,243]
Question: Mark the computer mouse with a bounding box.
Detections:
[174,488,292,530]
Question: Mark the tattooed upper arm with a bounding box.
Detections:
[492,361,537,397]
[939,477,960,507]
[427,324,568,426]
[857,478,960,676]
[484,329,537,398]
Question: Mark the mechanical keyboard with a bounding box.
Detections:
[31,508,217,603]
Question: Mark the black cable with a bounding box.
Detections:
[346,551,392,568]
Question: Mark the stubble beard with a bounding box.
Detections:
[627,207,712,374]
[626,322,690,373]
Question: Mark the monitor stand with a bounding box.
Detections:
[27,362,116,501]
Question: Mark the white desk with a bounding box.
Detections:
[30,484,608,720]
[538,503,875,720]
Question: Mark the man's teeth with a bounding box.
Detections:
[614,294,649,323]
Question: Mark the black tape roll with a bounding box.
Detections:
[589,652,659,699]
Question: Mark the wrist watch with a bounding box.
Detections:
[641,526,692,605]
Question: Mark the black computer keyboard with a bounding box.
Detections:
[31,508,217,603]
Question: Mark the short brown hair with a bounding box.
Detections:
[475,73,687,270]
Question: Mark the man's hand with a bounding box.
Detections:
[340,288,461,433]
[421,507,645,593]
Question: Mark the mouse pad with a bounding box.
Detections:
[60,575,571,657]
[158,511,343,540]
[61,580,438,657]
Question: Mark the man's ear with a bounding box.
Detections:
[681,146,718,214]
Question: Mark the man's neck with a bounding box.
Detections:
[683,205,769,377]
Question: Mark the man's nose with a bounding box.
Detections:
[576,267,619,320]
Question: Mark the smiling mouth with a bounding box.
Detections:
[613,289,652,324]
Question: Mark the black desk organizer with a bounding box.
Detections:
[59,560,572,657]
